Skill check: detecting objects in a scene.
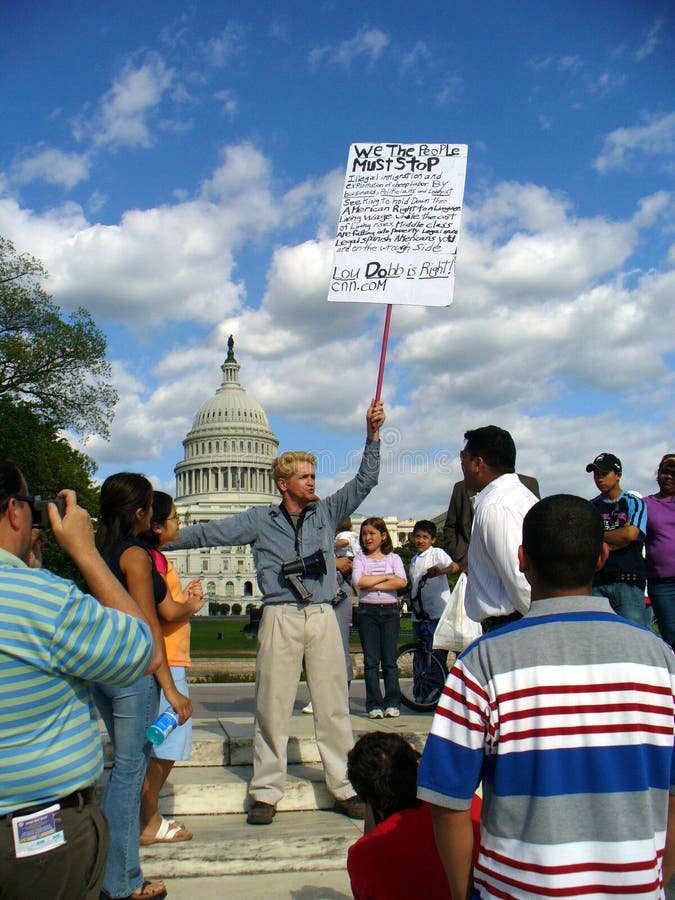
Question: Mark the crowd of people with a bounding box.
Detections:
[1,405,674,899]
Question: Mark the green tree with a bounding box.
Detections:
[0,237,117,438]
[396,539,417,595]
[0,397,99,582]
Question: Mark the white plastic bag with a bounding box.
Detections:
[433,573,482,652]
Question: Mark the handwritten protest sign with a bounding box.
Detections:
[328,142,468,307]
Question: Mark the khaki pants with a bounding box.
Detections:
[249,603,355,806]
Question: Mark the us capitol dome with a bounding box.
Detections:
[166,336,279,611]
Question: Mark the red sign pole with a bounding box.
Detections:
[374,304,393,403]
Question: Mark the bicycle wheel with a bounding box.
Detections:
[396,642,447,712]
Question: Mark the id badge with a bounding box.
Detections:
[12,804,66,858]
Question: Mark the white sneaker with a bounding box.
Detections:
[368,708,384,719]
[384,707,400,718]
[302,702,313,715]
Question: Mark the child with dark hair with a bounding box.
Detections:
[347,732,481,899]
[139,492,206,847]
[409,520,460,684]
[352,518,407,718]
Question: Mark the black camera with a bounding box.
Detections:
[281,550,327,602]
[31,496,66,529]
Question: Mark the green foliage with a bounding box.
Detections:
[0,237,118,438]
[0,397,99,582]
[396,539,417,581]
[209,602,231,615]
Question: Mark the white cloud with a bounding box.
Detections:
[0,142,328,327]
[86,191,107,214]
[74,53,175,150]
[11,148,90,190]
[204,23,245,67]
[0,194,90,264]
[594,111,675,173]
[436,76,463,106]
[159,118,195,135]
[558,56,583,73]
[3,146,675,517]
[215,89,238,117]
[463,183,639,302]
[588,71,626,95]
[635,17,666,62]
[268,23,291,44]
[309,26,390,68]
[78,361,200,467]
[401,41,432,70]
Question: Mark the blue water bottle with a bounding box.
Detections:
[146,709,179,745]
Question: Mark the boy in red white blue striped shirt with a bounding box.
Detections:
[418,494,675,900]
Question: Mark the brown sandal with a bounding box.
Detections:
[129,880,167,900]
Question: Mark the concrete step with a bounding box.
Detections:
[139,810,362,879]
[102,714,431,769]
[150,870,353,900]
[151,763,333,816]
[99,714,432,815]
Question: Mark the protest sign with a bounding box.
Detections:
[328,142,468,307]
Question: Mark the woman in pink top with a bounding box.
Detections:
[645,454,675,644]
[352,518,407,719]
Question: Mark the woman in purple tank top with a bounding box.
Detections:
[645,454,675,644]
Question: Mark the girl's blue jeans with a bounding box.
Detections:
[357,603,400,711]
[93,675,159,898]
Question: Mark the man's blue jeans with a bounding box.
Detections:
[357,604,400,712]
[93,675,159,898]
[648,577,675,644]
[593,582,651,628]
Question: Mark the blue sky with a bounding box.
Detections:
[1,1,674,517]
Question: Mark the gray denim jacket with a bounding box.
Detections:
[166,439,380,605]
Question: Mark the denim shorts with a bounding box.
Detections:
[151,666,192,761]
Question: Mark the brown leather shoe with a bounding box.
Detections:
[333,795,366,819]
[246,800,276,825]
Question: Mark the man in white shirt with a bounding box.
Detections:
[460,426,538,631]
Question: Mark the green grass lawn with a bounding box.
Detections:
[190,614,415,656]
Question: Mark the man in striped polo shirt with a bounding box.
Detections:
[0,461,153,899]
[418,494,675,899]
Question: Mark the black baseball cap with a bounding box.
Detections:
[586,452,622,475]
